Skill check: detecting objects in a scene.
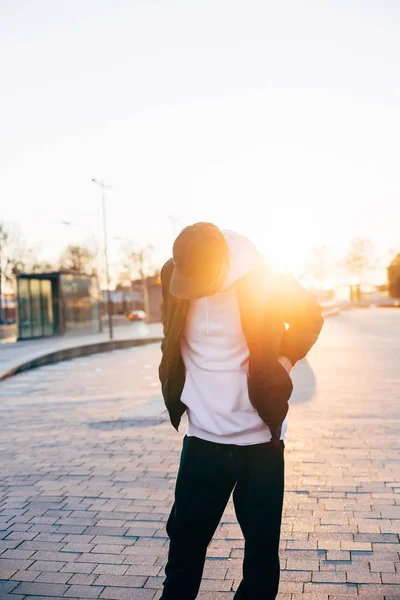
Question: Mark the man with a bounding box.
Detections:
[159,222,323,600]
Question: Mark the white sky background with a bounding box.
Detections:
[1,0,399,282]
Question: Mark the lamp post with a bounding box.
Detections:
[92,179,113,340]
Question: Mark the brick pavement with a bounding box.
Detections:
[0,309,399,599]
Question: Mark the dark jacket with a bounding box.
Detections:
[159,257,323,442]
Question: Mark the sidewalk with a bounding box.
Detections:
[0,310,398,599]
[0,322,163,381]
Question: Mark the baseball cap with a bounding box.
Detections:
[170,222,229,299]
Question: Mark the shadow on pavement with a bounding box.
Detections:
[289,358,317,405]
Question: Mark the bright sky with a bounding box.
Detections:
[1,0,399,280]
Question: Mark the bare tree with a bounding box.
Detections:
[121,242,155,321]
[343,237,374,302]
[302,245,331,289]
[0,221,35,322]
[60,243,96,276]
[344,238,374,283]
[30,261,57,274]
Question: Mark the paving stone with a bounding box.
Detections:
[291,595,329,600]
[283,550,324,560]
[57,517,97,526]
[99,587,157,599]
[95,574,148,587]
[125,564,162,576]
[66,583,105,597]
[281,570,311,582]
[93,564,129,575]
[18,540,64,551]
[62,542,95,553]
[76,553,126,564]
[311,571,346,583]
[327,597,361,600]
[196,594,235,600]
[369,560,396,573]
[0,579,19,594]
[200,578,233,591]
[321,561,370,573]
[278,581,304,593]
[341,542,373,551]
[123,545,167,556]
[381,573,400,584]
[57,525,87,534]
[92,536,136,546]
[60,562,96,574]
[349,550,375,561]
[13,580,70,596]
[62,534,96,544]
[326,550,351,561]
[85,527,129,536]
[0,558,34,571]
[0,568,18,579]
[358,584,400,596]
[131,538,166,548]
[286,540,318,550]
[121,553,158,566]
[33,532,66,542]
[32,550,80,562]
[35,570,73,583]
[28,559,67,571]
[92,544,126,554]
[372,542,400,552]
[0,549,35,559]
[0,541,21,552]
[4,531,37,541]
[286,559,320,571]
[68,573,97,585]
[10,568,41,581]
[346,571,381,583]
[304,582,358,594]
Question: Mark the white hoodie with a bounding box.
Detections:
[180,230,288,445]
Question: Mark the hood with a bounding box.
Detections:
[220,230,260,291]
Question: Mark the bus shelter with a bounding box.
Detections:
[16,272,101,340]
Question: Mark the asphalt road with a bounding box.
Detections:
[0,308,399,599]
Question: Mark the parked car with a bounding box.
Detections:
[127,310,146,322]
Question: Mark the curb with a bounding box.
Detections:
[0,337,162,383]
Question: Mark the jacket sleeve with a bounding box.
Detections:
[278,274,324,366]
[160,259,174,354]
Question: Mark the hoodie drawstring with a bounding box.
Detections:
[206,297,209,335]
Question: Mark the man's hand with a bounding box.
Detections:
[278,356,293,375]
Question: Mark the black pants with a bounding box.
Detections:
[160,435,285,600]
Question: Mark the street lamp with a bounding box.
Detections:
[92,178,113,341]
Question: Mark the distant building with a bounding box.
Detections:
[103,288,142,314]
[102,274,162,322]
[388,254,400,298]
[132,275,162,322]
[16,272,101,340]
